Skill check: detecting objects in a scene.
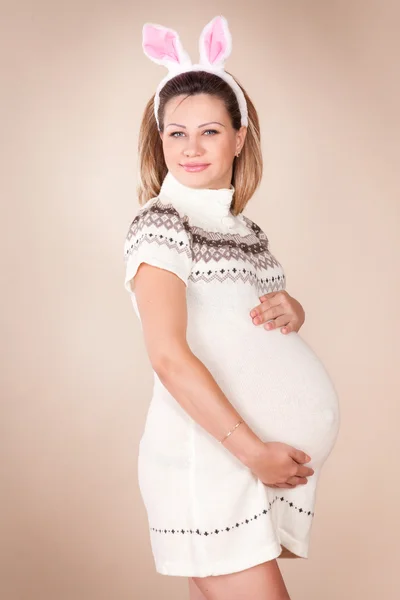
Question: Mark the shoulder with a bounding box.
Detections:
[126,196,191,241]
[123,195,193,266]
[240,214,269,249]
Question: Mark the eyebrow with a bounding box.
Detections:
[165,121,226,129]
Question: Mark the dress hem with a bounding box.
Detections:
[153,530,308,577]
[277,527,309,559]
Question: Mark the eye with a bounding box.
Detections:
[168,129,220,138]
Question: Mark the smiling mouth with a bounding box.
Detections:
[180,163,211,171]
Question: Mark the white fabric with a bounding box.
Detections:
[123,171,341,576]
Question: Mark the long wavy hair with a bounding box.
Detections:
[137,70,262,216]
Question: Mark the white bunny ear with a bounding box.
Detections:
[142,22,192,72]
[198,15,232,69]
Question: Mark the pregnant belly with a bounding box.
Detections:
[187,322,341,466]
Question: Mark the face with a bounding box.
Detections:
[159,93,247,190]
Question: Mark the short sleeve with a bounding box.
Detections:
[123,198,193,293]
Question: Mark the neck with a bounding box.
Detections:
[159,171,235,218]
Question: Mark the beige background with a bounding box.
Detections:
[1,1,399,598]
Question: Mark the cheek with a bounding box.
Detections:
[216,138,235,163]
[162,138,177,157]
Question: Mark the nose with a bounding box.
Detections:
[183,137,203,157]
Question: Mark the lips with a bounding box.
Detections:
[181,163,209,167]
[180,163,210,172]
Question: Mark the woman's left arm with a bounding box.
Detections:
[249,291,305,334]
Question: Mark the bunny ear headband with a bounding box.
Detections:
[142,15,248,130]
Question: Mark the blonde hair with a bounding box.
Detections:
[136,70,262,216]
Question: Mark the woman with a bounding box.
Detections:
[123,15,340,600]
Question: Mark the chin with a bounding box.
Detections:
[177,167,216,187]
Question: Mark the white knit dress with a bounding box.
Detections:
[123,171,341,577]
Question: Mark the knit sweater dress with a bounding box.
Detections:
[123,170,341,577]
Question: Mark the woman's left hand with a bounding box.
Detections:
[249,291,305,334]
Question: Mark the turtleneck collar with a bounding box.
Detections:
[158,170,235,218]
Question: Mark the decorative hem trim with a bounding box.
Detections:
[149,494,314,536]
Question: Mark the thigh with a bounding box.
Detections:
[192,558,291,600]
[189,577,208,600]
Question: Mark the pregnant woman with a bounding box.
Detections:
[123,15,341,600]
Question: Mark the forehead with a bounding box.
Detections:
[163,93,228,123]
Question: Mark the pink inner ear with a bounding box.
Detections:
[143,26,181,63]
[204,17,227,64]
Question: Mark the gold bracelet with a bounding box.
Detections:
[219,420,243,444]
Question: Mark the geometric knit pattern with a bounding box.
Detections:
[124,198,286,295]
[149,495,314,537]
[124,200,193,263]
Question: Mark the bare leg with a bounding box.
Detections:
[189,577,208,600]
[192,557,291,600]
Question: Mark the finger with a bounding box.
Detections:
[266,318,301,334]
[259,291,287,304]
[263,482,294,489]
[289,449,312,463]
[251,304,283,325]
[286,476,308,486]
[258,292,279,303]
[256,292,291,324]
[297,465,315,478]
[280,324,292,334]
[250,300,274,320]
[274,481,297,488]
[266,483,293,489]
[263,315,291,330]
[250,293,282,318]
[261,291,288,308]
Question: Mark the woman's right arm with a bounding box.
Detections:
[132,261,266,469]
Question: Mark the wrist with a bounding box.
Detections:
[221,421,265,468]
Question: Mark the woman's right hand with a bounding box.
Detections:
[250,441,314,489]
